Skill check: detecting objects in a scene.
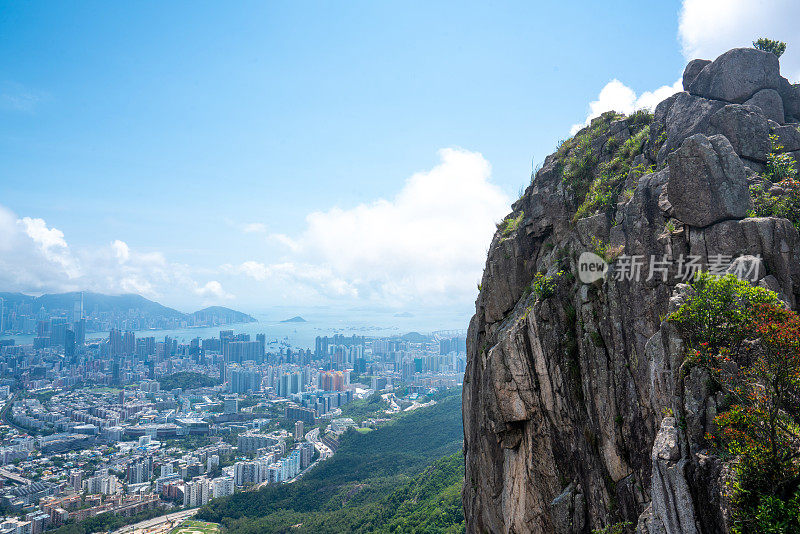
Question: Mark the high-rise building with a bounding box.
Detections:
[224,397,239,414]
[315,336,329,359]
[223,341,263,364]
[164,336,175,356]
[234,461,263,486]
[73,318,86,345]
[127,457,152,484]
[294,420,304,440]
[189,337,200,357]
[237,432,279,453]
[50,318,67,347]
[64,329,75,360]
[69,469,83,492]
[256,333,266,360]
[183,477,211,507]
[0,297,4,334]
[112,360,121,384]
[229,367,261,394]
[123,331,136,355]
[285,406,315,426]
[136,337,156,359]
[109,329,123,356]
[212,476,234,499]
[298,442,315,469]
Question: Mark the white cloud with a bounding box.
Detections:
[0,204,228,308]
[194,280,233,301]
[241,222,267,234]
[111,240,130,263]
[18,217,81,278]
[228,148,510,307]
[0,148,507,312]
[570,78,682,135]
[225,261,357,298]
[679,0,800,81]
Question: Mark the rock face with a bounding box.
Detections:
[666,134,751,227]
[743,88,785,123]
[463,47,800,534]
[708,104,770,161]
[682,59,710,91]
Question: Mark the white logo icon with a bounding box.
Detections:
[578,252,608,283]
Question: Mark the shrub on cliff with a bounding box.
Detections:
[750,134,800,230]
[709,302,800,532]
[671,274,800,532]
[669,273,778,351]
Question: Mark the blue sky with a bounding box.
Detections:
[1,0,797,317]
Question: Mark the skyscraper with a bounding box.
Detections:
[73,318,86,346]
[109,329,123,356]
[112,360,121,384]
[123,331,136,355]
[0,297,4,334]
[64,329,76,361]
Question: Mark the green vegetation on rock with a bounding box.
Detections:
[554,109,653,222]
[670,274,800,533]
[750,134,800,230]
[753,38,787,58]
[498,211,524,240]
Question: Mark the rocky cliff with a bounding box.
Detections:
[463,47,800,533]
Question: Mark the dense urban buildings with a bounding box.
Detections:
[0,294,465,532]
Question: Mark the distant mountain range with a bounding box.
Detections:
[0,291,256,325]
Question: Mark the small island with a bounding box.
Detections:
[280,316,307,323]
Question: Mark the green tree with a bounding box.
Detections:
[753,38,787,58]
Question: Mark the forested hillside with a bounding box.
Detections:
[197,390,464,533]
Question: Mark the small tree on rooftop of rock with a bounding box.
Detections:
[753,38,787,58]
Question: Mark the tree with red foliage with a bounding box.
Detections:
[705,302,800,531]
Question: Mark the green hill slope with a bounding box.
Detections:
[197,390,464,533]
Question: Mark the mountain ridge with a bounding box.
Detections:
[0,291,255,323]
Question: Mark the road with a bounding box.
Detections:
[404,399,436,412]
[0,393,30,435]
[110,508,199,534]
[304,427,332,460]
[0,468,31,485]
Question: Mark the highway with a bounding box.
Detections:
[0,468,31,485]
[110,507,199,534]
[304,427,332,460]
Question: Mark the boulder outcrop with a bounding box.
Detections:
[665,133,751,227]
[687,48,780,104]
[463,46,800,533]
